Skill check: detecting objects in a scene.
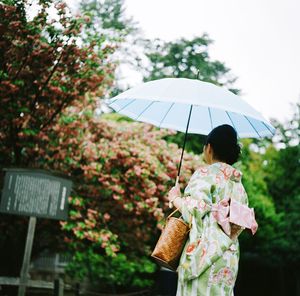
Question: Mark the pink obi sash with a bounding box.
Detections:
[211,198,258,236]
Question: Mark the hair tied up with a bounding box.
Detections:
[206,124,241,165]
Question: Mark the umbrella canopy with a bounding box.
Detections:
[108,78,275,138]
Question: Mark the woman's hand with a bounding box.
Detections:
[167,184,181,202]
[166,183,183,210]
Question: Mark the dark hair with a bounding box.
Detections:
[205,124,241,165]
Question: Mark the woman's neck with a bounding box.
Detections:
[209,159,223,165]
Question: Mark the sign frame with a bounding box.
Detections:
[0,168,72,220]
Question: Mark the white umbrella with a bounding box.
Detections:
[108,78,275,138]
[108,78,275,177]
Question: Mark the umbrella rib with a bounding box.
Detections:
[226,111,237,130]
[106,98,118,106]
[208,107,213,130]
[244,116,261,138]
[159,103,174,127]
[262,121,275,136]
[135,101,156,120]
[115,99,136,113]
[226,112,241,139]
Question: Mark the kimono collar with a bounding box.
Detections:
[211,162,242,182]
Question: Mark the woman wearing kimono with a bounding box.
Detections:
[167,124,258,296]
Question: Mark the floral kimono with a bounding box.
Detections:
[176,162,258,296]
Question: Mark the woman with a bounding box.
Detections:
[167,124,258,296]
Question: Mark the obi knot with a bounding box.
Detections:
[212,198,258,236]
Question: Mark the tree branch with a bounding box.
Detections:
[9,120,21,165]
[39,94,72,131]
[30,47,65,112]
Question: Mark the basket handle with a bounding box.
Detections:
[167,207,192,228]
[167,208,180,219]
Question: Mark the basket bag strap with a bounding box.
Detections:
[167,207,192,229]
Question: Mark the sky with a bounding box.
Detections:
[122,0,300,123]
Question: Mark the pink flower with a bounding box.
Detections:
[87,209,97,215]
[103,213,111,221]
[222,167,232,180]
[199,166,209,176]
[198,200,207,210]
[100,233,110,242]
[134,165,142,176]
[113,194,121,201]
[111,245,119,252]
[186,243,195,254]
[215,174,222,184]
[186,240,200,255]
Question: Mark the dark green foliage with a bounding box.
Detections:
[66,250,156,293]
[238,140,281,264]
[261,106,300,265]
[80,0,137,35]
[164,132,206,155]
[238,103,300,267]
[142,35,239,94]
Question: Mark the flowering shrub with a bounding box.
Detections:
[37,108,201,290]
[0,0,114,167]
[0,0,115,279]
[0,1,202,289]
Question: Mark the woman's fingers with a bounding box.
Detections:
[168,184,181,200]
[173,184,181,195]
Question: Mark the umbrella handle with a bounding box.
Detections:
[176,105,193,184]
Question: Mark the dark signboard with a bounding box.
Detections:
[0,169,72,220]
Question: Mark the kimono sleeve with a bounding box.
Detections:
[181,169,213,223]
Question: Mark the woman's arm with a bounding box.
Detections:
[166,169,212,223]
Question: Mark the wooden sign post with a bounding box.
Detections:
[0,168,72,296]
[18,217,36,296]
